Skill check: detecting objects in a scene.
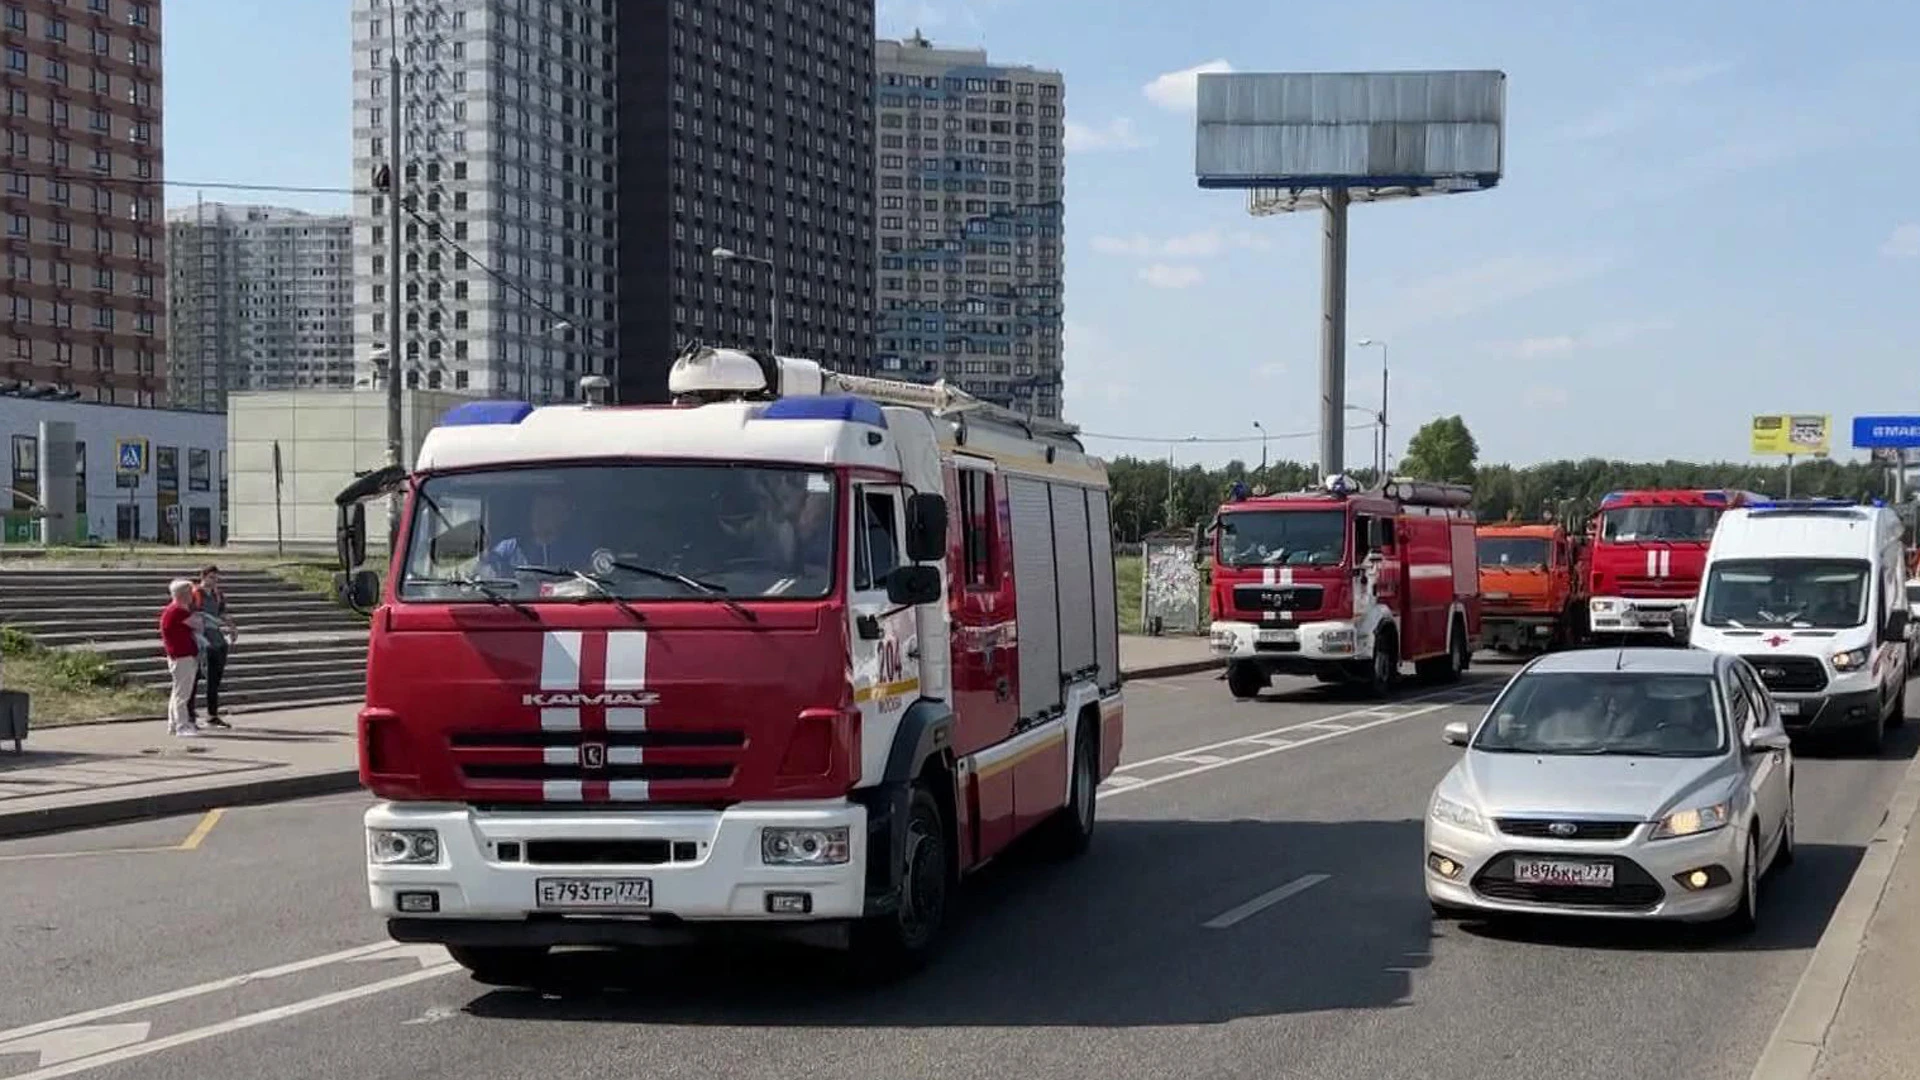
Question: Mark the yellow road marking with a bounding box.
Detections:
[0,808,227,863]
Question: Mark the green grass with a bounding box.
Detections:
[1117,554,1143,635]
[0,626,165,726]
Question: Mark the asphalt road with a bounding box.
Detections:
[2,658,1915,1080]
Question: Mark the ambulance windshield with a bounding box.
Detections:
[1699,558,1870,629]
[398,464,838,602]
[1217,509,1345,567]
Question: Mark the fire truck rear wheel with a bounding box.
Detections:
[851,782,951,976]
[1037,718,1099,860]
[446,945,551,988]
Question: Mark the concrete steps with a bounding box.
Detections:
[1,567,368,715]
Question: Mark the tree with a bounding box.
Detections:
[1401,416,1479,485]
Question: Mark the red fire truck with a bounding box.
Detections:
[332,347,1124,982]
[1584,488,1759,643]
[1206,476,1482,698]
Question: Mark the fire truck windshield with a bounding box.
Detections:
[1478,536,1550,568]
[1699,558,1870,629]
[1217,509,1345,567]
[398,463,838,602]
[1599,506,1718,543]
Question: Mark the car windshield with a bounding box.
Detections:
[1472,672,1726,757]
[1478,536,1550,568]
[399,463,838,602]
[1600,505,1718,543]
[1217,509,1345,567]
[1700,558,1871,629]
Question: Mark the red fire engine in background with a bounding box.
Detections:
[1206,475,1482,698]
[1584,488,1759,643]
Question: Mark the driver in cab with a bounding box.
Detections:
[481,487,591,575]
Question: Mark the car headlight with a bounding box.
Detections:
[1831,646,1871,672]
[761,826,850,866]
[1429,793,1486,833]
[1650,801,1731,840]
[368,828,440,865]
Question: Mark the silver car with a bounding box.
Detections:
[1425,647,1794,931]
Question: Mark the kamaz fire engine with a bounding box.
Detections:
[332,347,1124,982]
[1476,520,1589,653]
[1206,476,1482,698]
[1584,488,1759,642]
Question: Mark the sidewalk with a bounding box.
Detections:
[0,635,1219,840]
[1752,747,1920,1080]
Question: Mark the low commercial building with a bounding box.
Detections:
[0,396,225,546]
[225,389,473,552]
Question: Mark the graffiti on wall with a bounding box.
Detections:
[1142,534,1202,634]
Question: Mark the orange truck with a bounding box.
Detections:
[1475,521,1589,654]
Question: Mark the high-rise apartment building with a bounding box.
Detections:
[349,0,619,403]
[1,0,166,406]
[613,0,876,403]
[872,34,1066,419]
[165,203,355,412]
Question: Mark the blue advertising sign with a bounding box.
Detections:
[1851,416,1920,449]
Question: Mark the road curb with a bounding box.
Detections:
[1121,657,1226,680]
[0,768,364,842]
[41,695,366,729]
[1748,745,1920,1080]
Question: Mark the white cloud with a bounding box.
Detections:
[1064,117,1148,152]
[1139,264,1204,289]
[1143,59,1233,112]
[1091,228,1270,259]
[1882,223,1920,260]
[1488,318,1674,360]
[1390,253,1614,326]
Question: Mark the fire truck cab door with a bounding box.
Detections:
[850,483,920,782]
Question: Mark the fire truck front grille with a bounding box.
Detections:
[1234,584,1325,616]
[1613,576,1696,599]
[461,763,735,783]
[450,729,743,787]
[449,731,745,750]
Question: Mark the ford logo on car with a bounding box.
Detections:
[1548,822,1578,837]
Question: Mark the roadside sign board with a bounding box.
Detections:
[1852,416,1920,449]
[1751,414,1830,456]
[114,438,149,476]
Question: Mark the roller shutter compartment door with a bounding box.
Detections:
[1052,483,1096,678]
[1087,490,1120,691]
[1007,475,1062,721]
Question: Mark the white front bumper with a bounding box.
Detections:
[1210,618,1367,663]
[366,800,868,923]
[1589,596,1691,635]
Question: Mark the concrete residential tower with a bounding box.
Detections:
[166,204,354,411]
[873,33,1066,419]
[1,0,166,406]
[349,0,619,403]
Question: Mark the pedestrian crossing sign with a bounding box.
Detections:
[114,438,148,476]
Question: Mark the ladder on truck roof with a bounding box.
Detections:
[821,371,1084,449]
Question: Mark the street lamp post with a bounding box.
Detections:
[1356,338,1388,477]
[711,247,779,353]
[1253,420,1268,483]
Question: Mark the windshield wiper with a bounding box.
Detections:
[412,574,537,619]
[609,560,758,623]
[512,565,646,623]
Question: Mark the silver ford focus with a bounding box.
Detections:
[1425,648,1794,931]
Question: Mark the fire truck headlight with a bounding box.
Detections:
[1322,628,1356,654]
[368,828,441,865]
[761,826,851,866]
[1210,628,1235,651]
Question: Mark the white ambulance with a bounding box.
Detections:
[1690,499,1911,753]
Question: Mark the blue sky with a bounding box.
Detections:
[162,1,1920,468]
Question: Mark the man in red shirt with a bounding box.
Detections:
[159,579,200,737]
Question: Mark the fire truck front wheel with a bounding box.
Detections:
[1227,661,1269,700]
[446,944,551,988]
[1360,628,1399,698]
[850,783,951,977]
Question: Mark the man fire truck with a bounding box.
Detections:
[1206,475,1481,698]
[331,347,1124,982]
[1585,488,1759,643]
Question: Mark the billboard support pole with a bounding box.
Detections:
[1784,455,1794,499]
[1319,188,1349,480]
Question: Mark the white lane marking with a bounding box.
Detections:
[1114,685,1489,775]
[1099,702,1455,801]
[0,1024,150,1067]
[7,965,458,1080]
[0,942,401,1046]
[1203,873,1332,929]
[1171,754,1227,765]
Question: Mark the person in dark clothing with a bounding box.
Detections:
[191,565,238,729]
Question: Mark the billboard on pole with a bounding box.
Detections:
[1751,414,1830,456]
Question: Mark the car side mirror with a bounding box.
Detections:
[1746,727,1792,752]
[903,492,948,564]
[1884,609,1908,642]
[1443,720,1471,747]
[886,564,942,606]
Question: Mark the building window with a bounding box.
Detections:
[188,449,210,492]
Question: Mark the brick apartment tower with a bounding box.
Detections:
[1,0,166,405]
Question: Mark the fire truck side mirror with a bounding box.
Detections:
[344,569,381,613]
[903,492,949,564]
[336,502,367,570]
[886,564,943,606]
